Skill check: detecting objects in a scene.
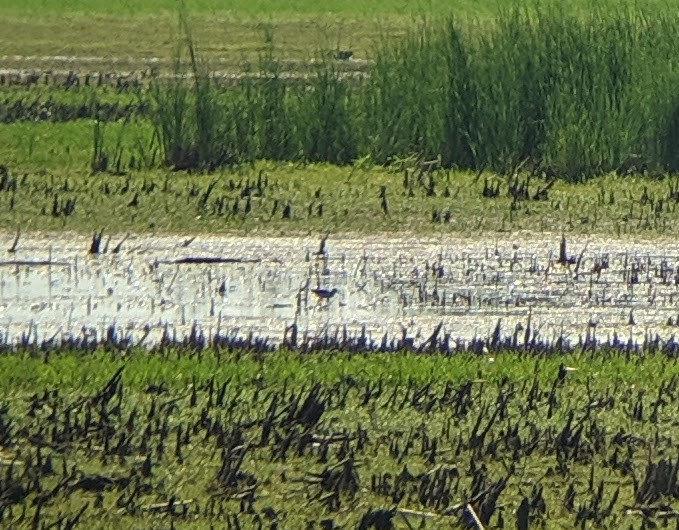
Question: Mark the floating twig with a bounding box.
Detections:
[155,256,262,266]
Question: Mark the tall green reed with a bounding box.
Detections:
[139,5,679,179]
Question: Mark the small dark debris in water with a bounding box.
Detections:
[89,230,104,254]
[316,235,328,256]
[0,260,69,267]
[112,233,129,254]
[7,229,19,253]
[156,256,262,266]
[558,234,576,265]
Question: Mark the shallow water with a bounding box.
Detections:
[1,231,679,349]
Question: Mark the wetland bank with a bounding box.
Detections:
[4,1,679,529]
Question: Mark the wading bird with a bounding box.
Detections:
[311,287,339,304]
[311,287,339,301]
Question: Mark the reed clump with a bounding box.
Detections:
[146,6,679,179]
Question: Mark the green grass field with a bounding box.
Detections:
[0,0,673,69]
[0,347,677,529]
[7,0,673,16]
[0,118,676,236]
